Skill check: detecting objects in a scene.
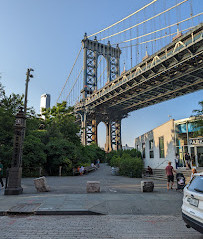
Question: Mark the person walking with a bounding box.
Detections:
[185,153,191,169]
[79,166,84,176]
[191,168,197,180]
[165,161,176,190]
[175,154,179,169]
[96,159,100,168]
[0,161,4,188]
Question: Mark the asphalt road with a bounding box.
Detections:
[0,164,202,238]
[20,163,177,195]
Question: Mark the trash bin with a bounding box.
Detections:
[111,167,116,176]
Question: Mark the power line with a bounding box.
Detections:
[100,0,189,41]
[87,0,158,38]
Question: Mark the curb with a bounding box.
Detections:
[0,210,104,216]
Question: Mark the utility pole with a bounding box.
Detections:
[4,68,34,195]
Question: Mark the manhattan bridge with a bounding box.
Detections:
[57,0,203,151]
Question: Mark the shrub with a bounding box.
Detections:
[109,155,121,167]
[82,143,105,163]
[106,150,122,164]
[119,154,143,178]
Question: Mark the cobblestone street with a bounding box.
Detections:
[0,215,202,239]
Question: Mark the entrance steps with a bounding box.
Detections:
[143,168,202,183]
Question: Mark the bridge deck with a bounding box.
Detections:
[75,23,203,121]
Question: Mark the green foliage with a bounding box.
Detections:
[119,155,143,178]
[109,155,121,167]
[109,148,143,178]
[0,86,106,177]
[82,143,105,164]
[192,101,203,136]
[106,150,122,164]
[45,138,76,175]
[0,91,24,169]
[22,134,46,177]
[126,148,142,158]
[42,102,80,145]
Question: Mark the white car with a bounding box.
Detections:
[182,172,203,234]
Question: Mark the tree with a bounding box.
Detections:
[22,134,46,176]
[192,101,203,136]
[82,143,106,164]
[45,138,75,175]
[0,82,5,100]
[42,102,80,145]
[0,84,108,176]
[0,91,24,169]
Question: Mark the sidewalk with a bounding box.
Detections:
[0,164,183,216]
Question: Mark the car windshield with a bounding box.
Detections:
[188,176,203,193]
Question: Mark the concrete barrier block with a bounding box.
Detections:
[34,176,50,192]
[86,181,100,193]
[141,181,154,192]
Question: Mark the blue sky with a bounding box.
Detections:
[0,0,202,147]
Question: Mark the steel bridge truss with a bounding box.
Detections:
[80,34,122,148]
[81,34,121,98]
[76,23,203,150]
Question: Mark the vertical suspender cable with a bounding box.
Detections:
[100,0,189,41]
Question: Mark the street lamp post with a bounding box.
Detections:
[24,68,34,115]
[4,68,34,195]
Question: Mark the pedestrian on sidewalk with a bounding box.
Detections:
[146,166,153,175]
[185,153,191,169]
[0,161,4,188]
[79,166,84,175]
[175,154,179,169]
[91,163,97,170]
[96,159,100,168]
[191,168,197,180]
[165,161,176,190]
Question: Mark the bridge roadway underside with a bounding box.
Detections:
[76,24,203,123]
[75,24,203,149]
[100,52,203,118]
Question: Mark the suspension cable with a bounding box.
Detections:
[56,46,82,103]
[121,26,194,49]
[65,66,83,102]
[87,0,158,38]
[100,0,188,41]
[115,12,202,45]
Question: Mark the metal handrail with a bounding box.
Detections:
[153,159,168,170]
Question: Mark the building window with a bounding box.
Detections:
[142,143,145,158]
[136,145,139,151]
[159,136,165,158]
[149,139,154,158]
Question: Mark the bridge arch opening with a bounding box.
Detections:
[97,121,106,150]
[97,55,108,90]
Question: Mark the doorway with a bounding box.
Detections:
[197,146,203,167]
[190,146,203,167]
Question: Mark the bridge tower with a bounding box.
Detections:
[80,34,122,151]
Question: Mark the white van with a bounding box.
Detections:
[182,172,203,234]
